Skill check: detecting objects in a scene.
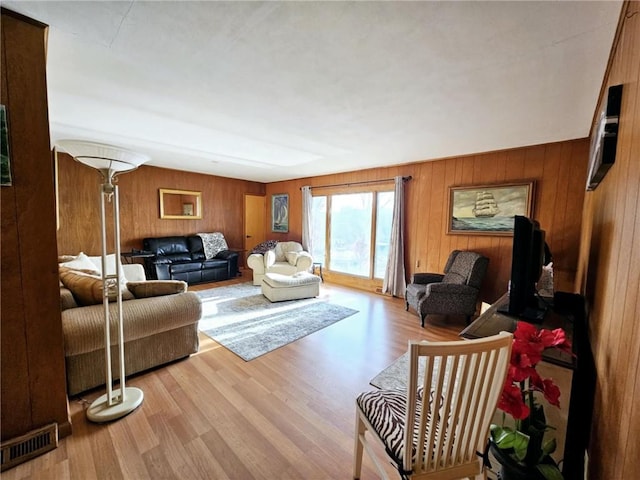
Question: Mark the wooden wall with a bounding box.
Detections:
[1,9,70,441]
[56,133,588,305]
[576,2,640,478]
[266,138,589,303]
[55,153,265,256]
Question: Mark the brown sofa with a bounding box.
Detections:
[59,262,202,395]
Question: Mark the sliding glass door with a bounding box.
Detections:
[311,188,394,279]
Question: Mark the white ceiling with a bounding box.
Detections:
[4,1,622,183]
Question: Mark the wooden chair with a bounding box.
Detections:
[354,332,513,480]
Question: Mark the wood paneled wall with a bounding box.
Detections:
[55,153,265,256]
[266,138,589,303]
[1,10,70,441]
[576,2,640,478]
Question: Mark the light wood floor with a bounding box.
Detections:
[5,277,467,480]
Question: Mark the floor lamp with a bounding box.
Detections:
[57,140,149,422]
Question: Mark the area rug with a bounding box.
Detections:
[371,351,454,397]
[369,352,426,390]
[196,282,358,361]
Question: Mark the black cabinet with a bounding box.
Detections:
[461,292,592,480]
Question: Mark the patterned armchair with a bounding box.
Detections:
[405,250,489,327]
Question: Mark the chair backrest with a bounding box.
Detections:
[442,250,489,289]
[402,332,513,476]
[274,241,303,262]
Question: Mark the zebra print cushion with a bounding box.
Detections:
[356,387,434,468]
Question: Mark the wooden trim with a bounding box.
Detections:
[0,7,48,29]
[304,175,411,191]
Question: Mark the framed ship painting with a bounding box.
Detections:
[447,181,534,235]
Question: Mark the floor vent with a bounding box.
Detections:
[1,423,58,472]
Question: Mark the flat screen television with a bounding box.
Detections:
[586,84,623,191]
[498,215,548,323]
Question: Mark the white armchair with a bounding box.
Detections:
[247,241,313,286]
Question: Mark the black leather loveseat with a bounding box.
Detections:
[143,235,239,285]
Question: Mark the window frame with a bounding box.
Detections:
[311,183,394,283]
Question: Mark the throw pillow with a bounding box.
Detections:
[285,251,300,265]
[59,267,119,306]
[126,280,187,298]
[250,240,278,255]
[87,253,128,287]
[59,252,99,275]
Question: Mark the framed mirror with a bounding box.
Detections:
[159,188,202,219]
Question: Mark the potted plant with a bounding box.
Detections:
[490,322,573,480]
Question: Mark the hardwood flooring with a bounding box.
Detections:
[4,277,466,479]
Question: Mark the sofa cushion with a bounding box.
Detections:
[127,280,187,298]
[59,267,134,305]
[60,287,78,310]
[170,262,203,274]
[202,259,228,269]
[144,236,190,255]
[61,292,202,356]
[162,253,193,263]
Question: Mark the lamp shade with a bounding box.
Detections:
[57,140,150,173]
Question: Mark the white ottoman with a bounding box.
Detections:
[261,272,321,302]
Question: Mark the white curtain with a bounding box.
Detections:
[382,176,406,297]
[301,186,313,253]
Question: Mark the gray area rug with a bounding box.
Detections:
[369,352,426,390]
[370,351,452,396]
[196,282,358,361]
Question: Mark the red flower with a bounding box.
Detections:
[497,324,570,421]
[508,363,536,383]
[510,339,542,380]
[498,382,530,420]
[530,371,561,407]
[514,323,573,357]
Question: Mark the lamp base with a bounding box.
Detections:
[86,387,144,423]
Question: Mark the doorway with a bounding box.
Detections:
[244,194,266,256]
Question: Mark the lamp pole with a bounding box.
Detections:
[57,140,148,422]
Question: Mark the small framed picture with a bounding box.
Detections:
[182,203,194,216]
[271,193,289,233]
[447,182,534,235]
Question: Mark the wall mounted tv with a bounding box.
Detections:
[586,84,623,191]
[498,215,548,323]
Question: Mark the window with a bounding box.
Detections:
[312,188,394,280]
[311,196,326,265]
[374,191,394,278]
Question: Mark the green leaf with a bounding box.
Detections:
[494,430,516,448]
[542,438,557,456]
[511,430,530,461]
[536,463,564,480]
